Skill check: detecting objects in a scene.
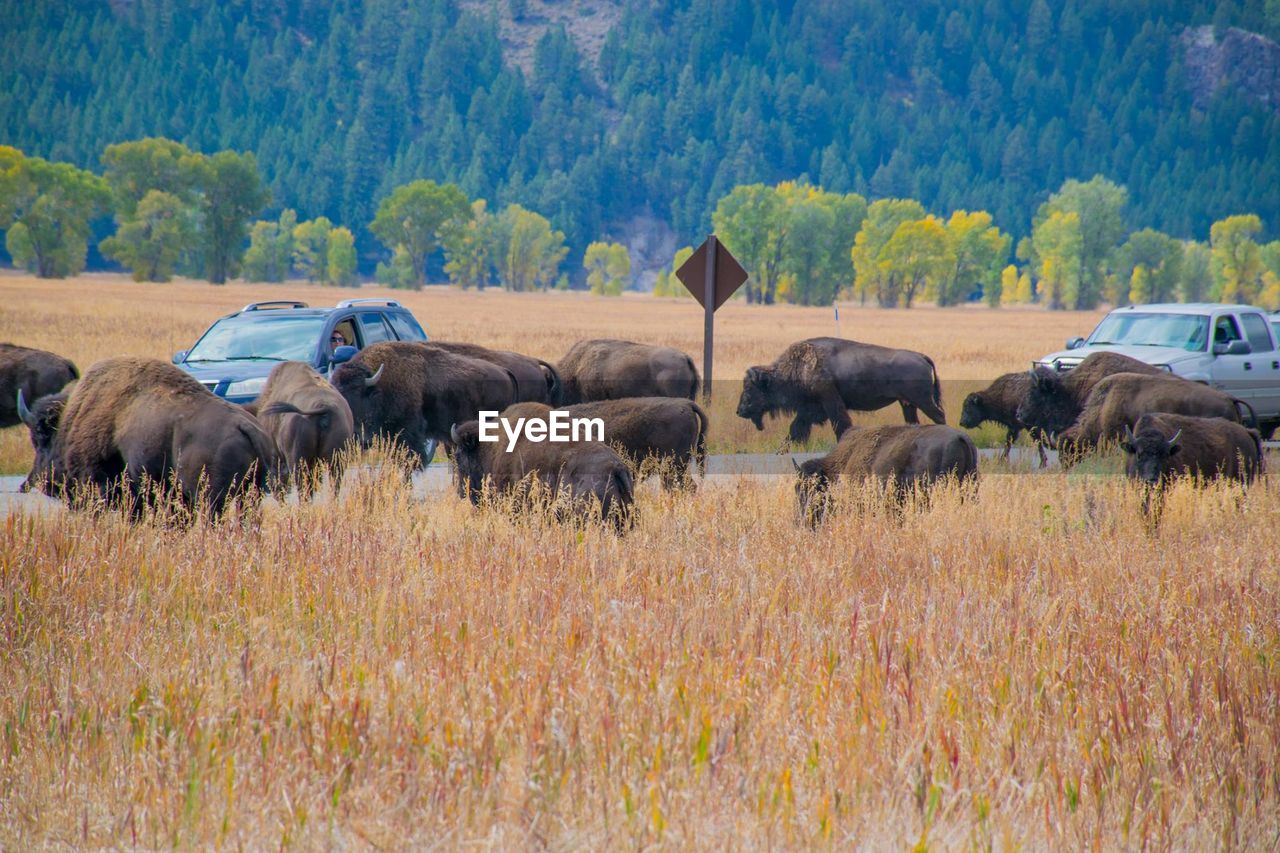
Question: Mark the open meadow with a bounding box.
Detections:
[2,274,1279,847]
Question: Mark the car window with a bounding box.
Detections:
[387,312,427,341]
[358,312,393,344]
[1214,315,1242,345]
[331,317,357,349]
[186,315,325,362]
[1240,313,1274,352]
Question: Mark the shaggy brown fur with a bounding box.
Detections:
[1057,372,1246,463]
[562,397,709,489]
[424,341,561,404]
[1017,352,1165,436]
[738,337,944,443]
[330,341,518,468]
[958,372,1047,465]
[2,342,78,427]
[451,402,634,530]
[555,339,699,404]
[22,357,276,517]
[1121,413,1262,487]
[794,424,977,524]
[254,361,355,494]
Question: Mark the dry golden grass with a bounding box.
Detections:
[0,272,1104,471]
[5,273,1277,847]
[3,467,1279,847]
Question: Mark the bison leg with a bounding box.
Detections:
[1003,427,1017,461]
[899,401,920,424]
[788,416,814,443]
[820,397,853,439]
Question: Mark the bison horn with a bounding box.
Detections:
[1123,424,1135,443]
[364,364,384,387]
[16,389,35,427]
[1167,429,1181,448]
[450,422,462,444]
[791,458,801,473]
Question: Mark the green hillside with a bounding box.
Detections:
[2,0,1277,266]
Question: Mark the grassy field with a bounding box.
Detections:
[0,272,1104,473]
[3,274,1278,847]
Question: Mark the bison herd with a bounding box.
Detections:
[1,334,1268,529]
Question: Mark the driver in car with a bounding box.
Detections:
[330,330,348,354]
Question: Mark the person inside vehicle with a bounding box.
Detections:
[330,330,348,354]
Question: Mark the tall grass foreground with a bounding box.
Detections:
[2,465,1278,847]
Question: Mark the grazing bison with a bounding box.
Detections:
[450,402,635,529]
[1,343,78,428]
[18,357,276,517]
[251,361,355,494]
[1016,352,1165,437]
[559,397,708,489]
[330,341,518,468]
[424,341,561,404]
[794,424,978,525]
[959,372,1048,466]
[737,338,945,444]
[1056,371,1250,463]
[1121,413,1262,488]
[556,339,699,404]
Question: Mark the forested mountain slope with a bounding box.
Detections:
[2,0,1277,263]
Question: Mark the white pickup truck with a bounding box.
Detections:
[1036,303,1280,438]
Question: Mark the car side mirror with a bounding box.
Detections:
[172,350,188,364]
[1213,340,1251,356]
[330,344,358,365]
[1065,336,1085,350]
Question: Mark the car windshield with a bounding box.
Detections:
[186,315,325,362]
[1087,312,1209,352]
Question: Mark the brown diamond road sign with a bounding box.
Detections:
[676,236,749,310]
[674,235,749,400]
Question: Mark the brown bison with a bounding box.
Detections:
[560,397,708,489]
[1,343,78,428]
[1056,372,1250,462]
[18,357,277,518]
[556,339,699,404]
[794,424,978,524]
[249,361,355,493]
[738,338,945,443]
[1015,352,1165,437]
[958,372,1047,466]
[1121,413,1262,488]
[330,342,518,469]
[424,341,561,404]
[450,402,635,529]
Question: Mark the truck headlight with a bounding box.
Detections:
[225,377,268,397]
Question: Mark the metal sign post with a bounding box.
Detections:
[676,235,748,400]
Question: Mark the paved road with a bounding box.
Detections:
[0,447,1058,516]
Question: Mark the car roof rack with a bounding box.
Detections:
[334,298,402,309]
[240,300,309,312]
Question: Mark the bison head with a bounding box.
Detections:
[1121,423,1181,486]
[736,366,775,430]
[958,392,986,429]
[18,390,67,495]
[1015,367,1077,436]
[793,457,832,527]
[330,362,384,447]
[449,421,486,504]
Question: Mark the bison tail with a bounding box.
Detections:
[606,466,635,531]
[691,401,710,477]
[238,422,279,489]
[925,354,943,415]
[538,360,563,405]
[1233,398,1259,429]
[685,354,700,400]
[68,361,80,380]
[261,401,329,419]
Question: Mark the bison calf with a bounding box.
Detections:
[958,372,1047,466]
[252,361,355,495]
[450,402,635,530]
[794,424,977,525]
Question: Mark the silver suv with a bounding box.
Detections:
[1037,303,1280,437]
